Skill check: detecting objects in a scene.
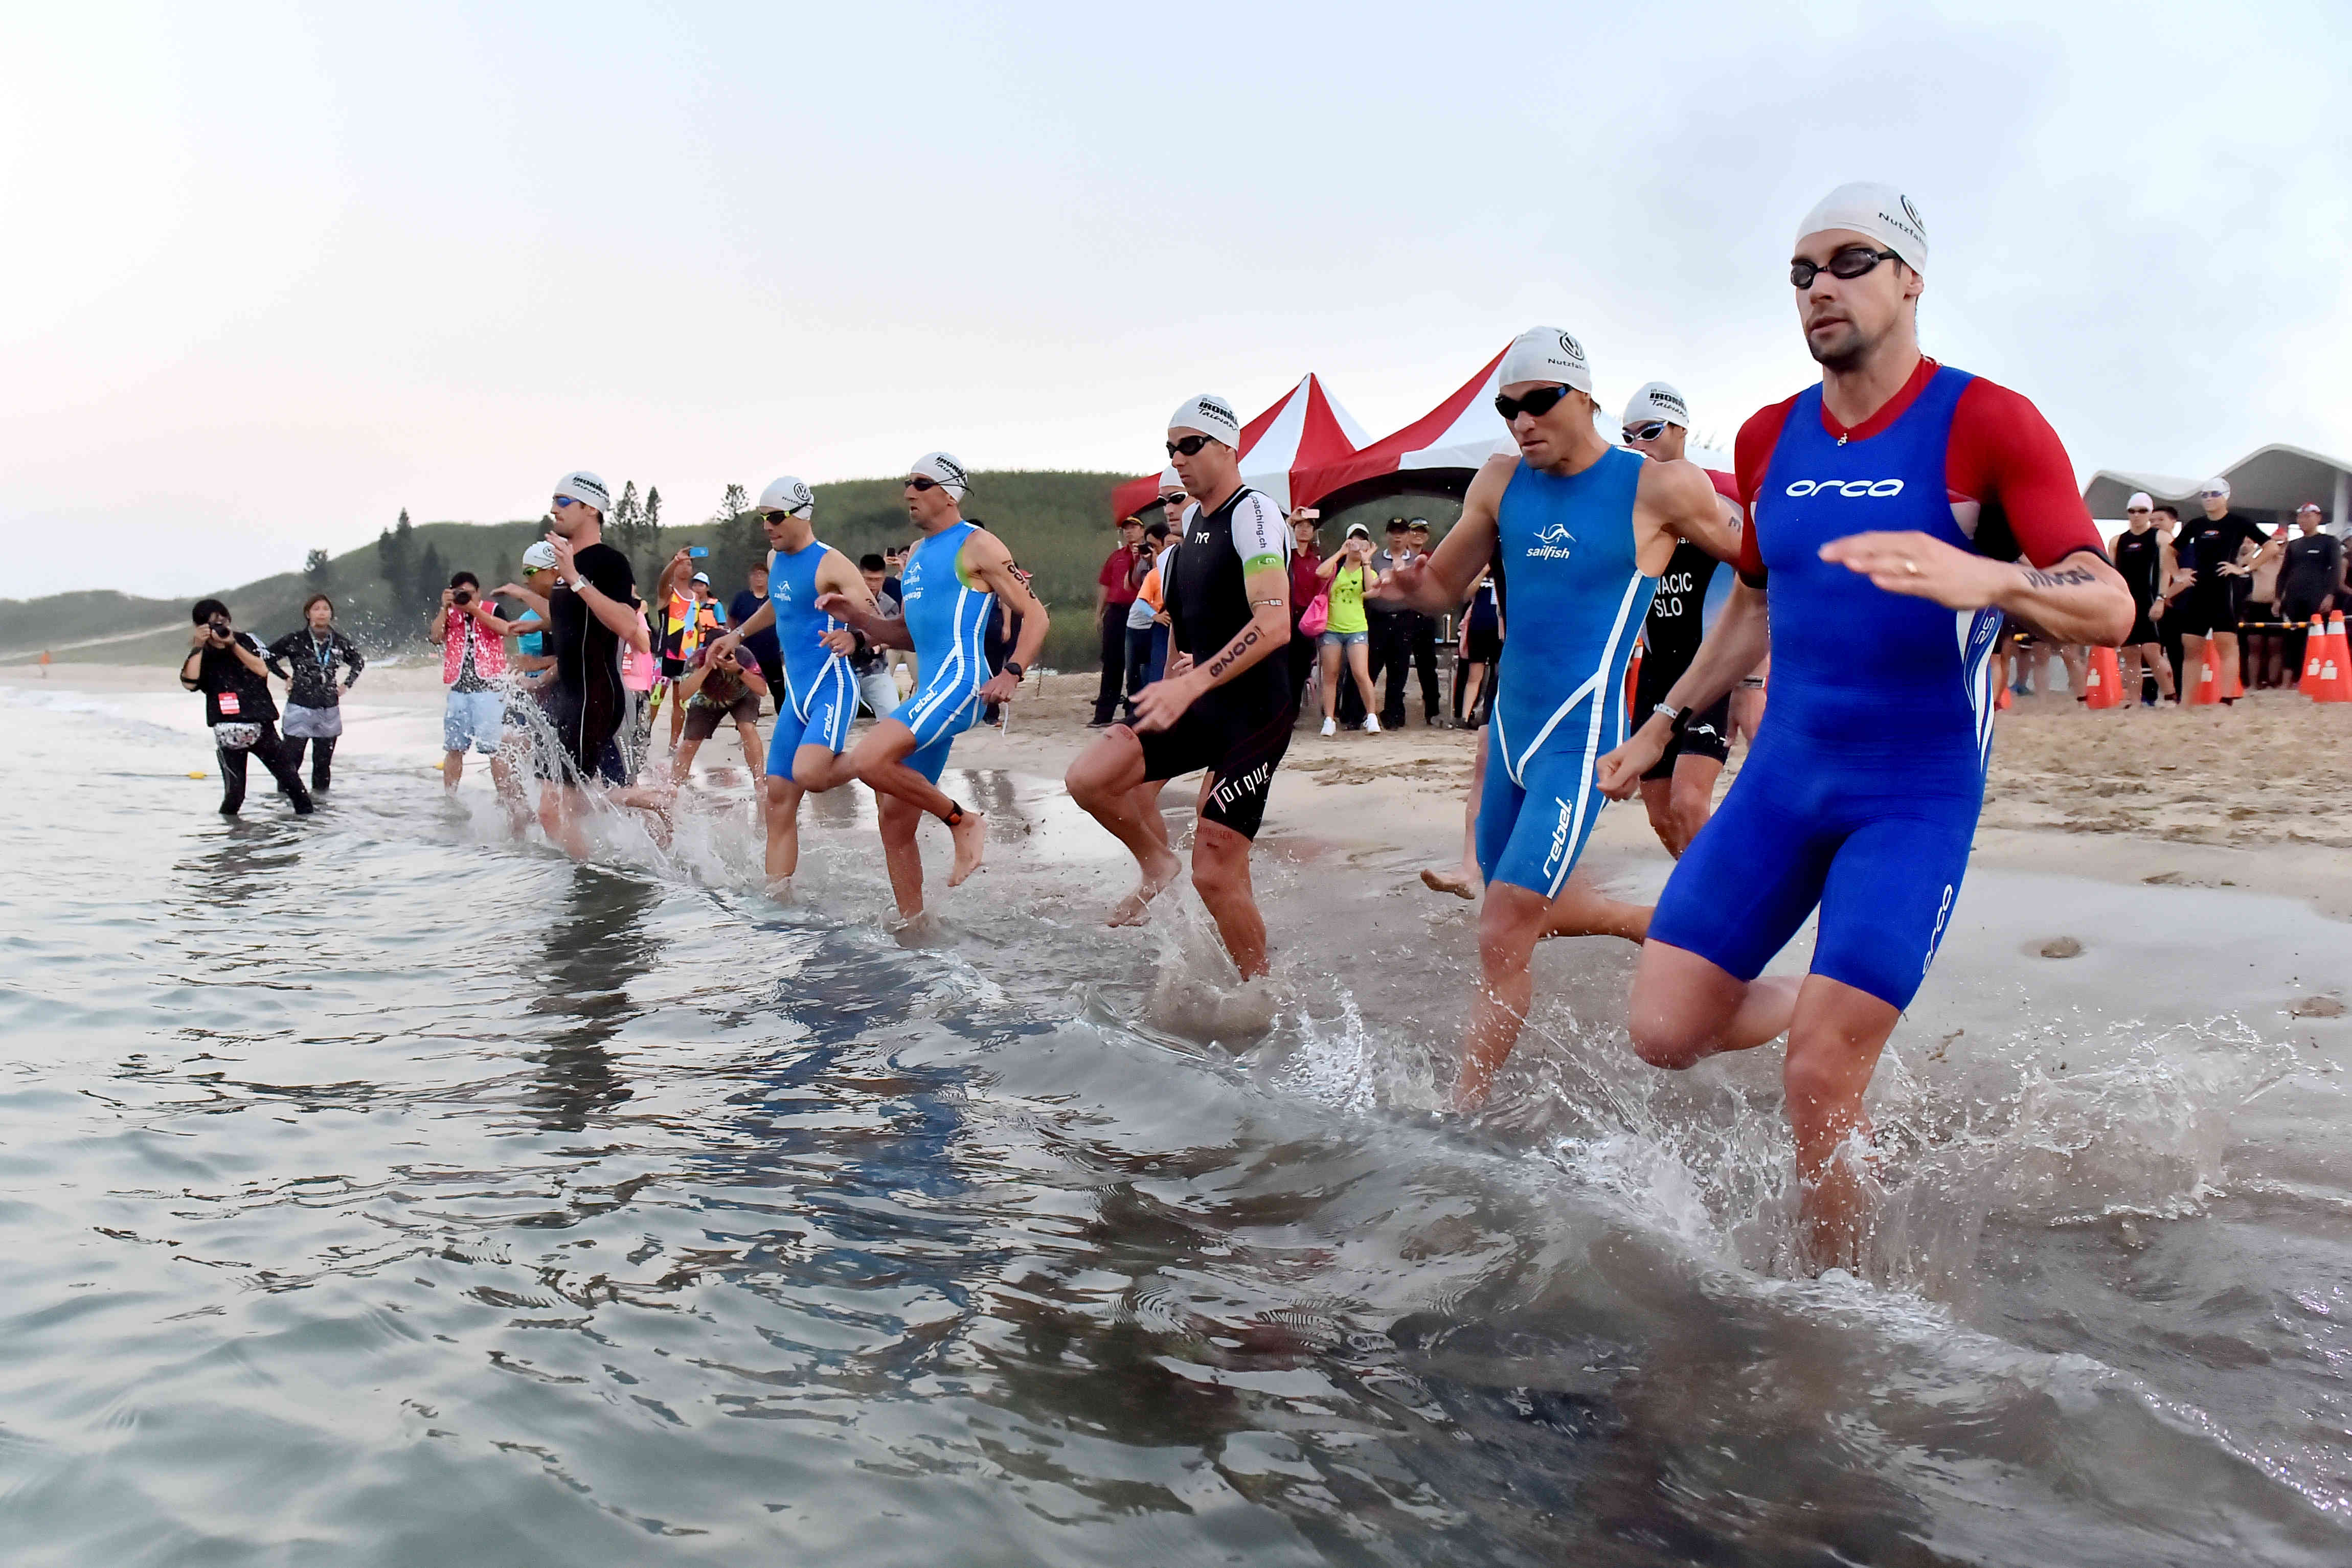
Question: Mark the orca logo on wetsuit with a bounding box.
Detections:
[1783,479,1907,498]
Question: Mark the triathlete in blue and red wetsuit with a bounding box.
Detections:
[1596,183,2133,1269]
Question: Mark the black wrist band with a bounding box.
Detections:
[1004,661,1025,680]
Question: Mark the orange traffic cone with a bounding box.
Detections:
[2315,613,2351,704]
[2221,645,2245,699]
[2301,619,2330,697]
[1625,639,1642,717]
[1995,682,2012,711]
[2084,645,2122,709]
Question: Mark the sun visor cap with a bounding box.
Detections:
[1499,327,1593,394]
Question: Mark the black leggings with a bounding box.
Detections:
[280,735,337,791]
[217,722,313,814]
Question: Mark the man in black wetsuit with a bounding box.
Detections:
[1065,393,1294,979]
[1620,381,1744,855]
[2111,492,2177,705]
[2281,502,2346,677]
[2163,478,2267,703]
[535,470,651,857]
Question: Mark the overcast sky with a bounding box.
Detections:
[4,1,2345,600]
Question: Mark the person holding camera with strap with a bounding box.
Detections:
[180,599,313,817]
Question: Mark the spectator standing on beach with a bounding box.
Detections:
[1285,510,1321,711]
[2165,480,2267,703]
[850,554,903,720]
[2281,503,2345,675]
[731,562,785,714]
[1455,565,1501,725]
[181,599,312,816]
[2110,494,2177,705]
[266,593,363,793]
[1371,518,1441,730]
[432,571,512,791]
[2241,526,2291,689]
[1124,520,1170,707]
[1091,516,1148,726]
[1316,523,1384,736]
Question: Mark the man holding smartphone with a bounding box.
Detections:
[180,599,313,816]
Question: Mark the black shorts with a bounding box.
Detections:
[1464,627,1501,663]
[1634,649,1731,780]
[2168,587,2235,639]
[535,687,626,785]
[2239,602,2284,631]
[1137,697,1294,841]
[682,693,761,741]
[2126,600,2161,646]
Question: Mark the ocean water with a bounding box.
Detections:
[4,684,2350,1566]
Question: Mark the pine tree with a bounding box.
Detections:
[414,542,447,622]
[304,549,332,586]
[377,510,415,616]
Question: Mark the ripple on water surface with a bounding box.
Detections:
[1,698,2349,1565]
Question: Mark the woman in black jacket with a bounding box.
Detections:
[266,594,365,792]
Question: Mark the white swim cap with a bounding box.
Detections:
[909,452,969,501]
[1623,381,1690,429]
[2126,491,2154,511]
[1168,393,1242,448]
[521,540,559,571]
[2201,477,2231,498]
[1795,182,1928,274]
[554,470,610,512]
[1499,327,1594,394]
[756,475,815,517]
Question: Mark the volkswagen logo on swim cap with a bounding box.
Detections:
[1499,326,1595,394]
[757,475,816,517]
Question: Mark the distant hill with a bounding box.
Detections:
[1,472,1139,673]
[0,469,1461,673]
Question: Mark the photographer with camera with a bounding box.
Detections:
[179,599,313,816]
[431,570,513,791]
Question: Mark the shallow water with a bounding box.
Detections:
[5,686,2351,1565]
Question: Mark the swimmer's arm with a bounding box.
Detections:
[1130,562,1291,734]
[810,551,879,655]
[1596,580,1771,799]
[568,578,652,652]
[496,583,551,618]
[1644,460,1741,569]
[815,581,913,651]
[1372,457,1506,615]
[967,535,1049,700]
[1820,533,2134,646]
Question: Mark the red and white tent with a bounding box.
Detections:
[1107,374,1368,520]
[1292,346,1513,511]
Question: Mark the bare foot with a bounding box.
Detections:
[946,808,987,887]
[1421,865,1480,901]
[1110,848,1182,925]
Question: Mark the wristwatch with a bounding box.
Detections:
[1003,661,1026,681]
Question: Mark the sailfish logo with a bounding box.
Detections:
[1526,521,1576,560]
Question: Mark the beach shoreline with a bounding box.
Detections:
[19,658,2350,920]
